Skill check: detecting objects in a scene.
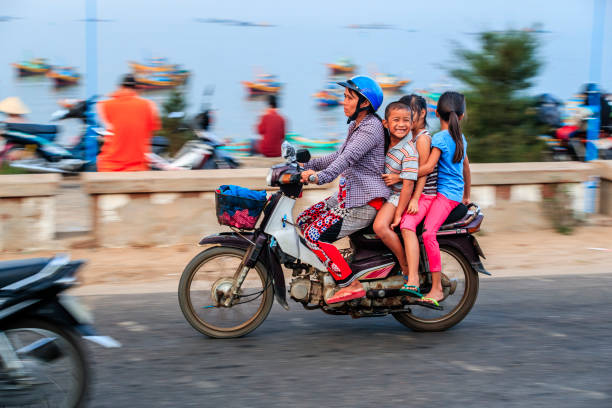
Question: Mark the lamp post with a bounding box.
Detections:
[586,0,607,161]
[84,0,98,164]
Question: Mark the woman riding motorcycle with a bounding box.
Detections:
[299,75,390,303]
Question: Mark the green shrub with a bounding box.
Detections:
[450,30,547,162]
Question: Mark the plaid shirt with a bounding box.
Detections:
[305,114,390,208]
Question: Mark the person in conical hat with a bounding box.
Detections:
[0,97,30,123]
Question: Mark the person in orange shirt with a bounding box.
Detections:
[97,75,161,171]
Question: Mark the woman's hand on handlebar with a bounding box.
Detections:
[381,173,400,186]
[301,169,318,184]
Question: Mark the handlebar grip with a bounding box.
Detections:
[308,174,316,183]
[289,173,302,184]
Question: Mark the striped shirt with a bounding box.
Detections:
[414,130,438,196]
[385,137,418,193]
[304,114,390,208]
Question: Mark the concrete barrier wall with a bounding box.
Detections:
[0,174,60,251]
[1,161,608,250]
[80,161,602,248]
[595,161,612,216]
[82,169,336,247]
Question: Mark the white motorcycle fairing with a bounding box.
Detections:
[263,195,327,272]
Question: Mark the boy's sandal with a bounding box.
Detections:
[414,297,444,311]
[399,283,423,298]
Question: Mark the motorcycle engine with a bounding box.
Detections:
[289,277,323,304]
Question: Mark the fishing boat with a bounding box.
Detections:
[217,141,252,156]
[413,89,444,114]
[242,74,281,95]
[167,68,190,83]
[12,58,51,76]
[129,57,177,73]
[134,73,182,89]
[285,132,341,153]
[218,134,342,156]
[313,82,342,106]
[326,58,356,75]
[375,73,411,92]
[47,67,81,87]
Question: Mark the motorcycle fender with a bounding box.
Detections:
[197,233,289,310]
[29,299,122,348]
[198,232,256,248]
[263,245,289,310]
[438,235,491,276]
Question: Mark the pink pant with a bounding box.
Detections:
[400,193,459,272]
[399,194,436,231]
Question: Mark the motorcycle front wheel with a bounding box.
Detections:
[178,246,274,339]
[0,318,89,407]
[393,246,479,332]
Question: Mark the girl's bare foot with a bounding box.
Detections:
[423,287,444,302]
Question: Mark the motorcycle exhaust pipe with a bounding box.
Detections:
[10,162,69,173]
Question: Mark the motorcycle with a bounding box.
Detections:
[0,254,120,407]
[0,98,101,173]
[0,98,170,173]
[178,143,489,339]
[148,110,240,170]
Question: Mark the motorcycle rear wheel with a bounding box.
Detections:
[0,318,89,407]
[178,246,274,339]
[393,246,479,332]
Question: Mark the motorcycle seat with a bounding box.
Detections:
[0,258,50,289]
[5,123,59,139]
[348,204,476,252]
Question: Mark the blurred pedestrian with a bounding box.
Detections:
[253,94,285,157]
[97,74,160,171]
[0,97,30,123]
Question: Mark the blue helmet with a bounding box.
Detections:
[337,75,384,112]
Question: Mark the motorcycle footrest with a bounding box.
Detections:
[366,288,404,299]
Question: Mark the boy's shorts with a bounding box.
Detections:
[399,194,436,231]
[387,192,400,207]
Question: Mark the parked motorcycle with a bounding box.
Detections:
[178,143,488,339]
[0,98,101,173]
[0,254,120,406]
[0,98,170,173]
[148,110,240,170]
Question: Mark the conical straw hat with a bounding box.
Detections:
[0,97,30,115]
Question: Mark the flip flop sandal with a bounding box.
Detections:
[399,283,423,298]
[414,297,443,311]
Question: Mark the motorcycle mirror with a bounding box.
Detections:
[168,111,185,119]
[281,141,296,162]
[50,109,69,121]
[296,149,311,163]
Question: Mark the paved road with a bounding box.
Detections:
[84,273,612,408]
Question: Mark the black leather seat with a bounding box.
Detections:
[6,123,59,139]
[0,258,50,289]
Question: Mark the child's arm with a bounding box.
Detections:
[462,154,471,205]
[417,148,441,177]
[391,179,414,228]
[407,137,431,214]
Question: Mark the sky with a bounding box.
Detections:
[1,0,610,138]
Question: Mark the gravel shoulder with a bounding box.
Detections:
[1,225,610,295]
